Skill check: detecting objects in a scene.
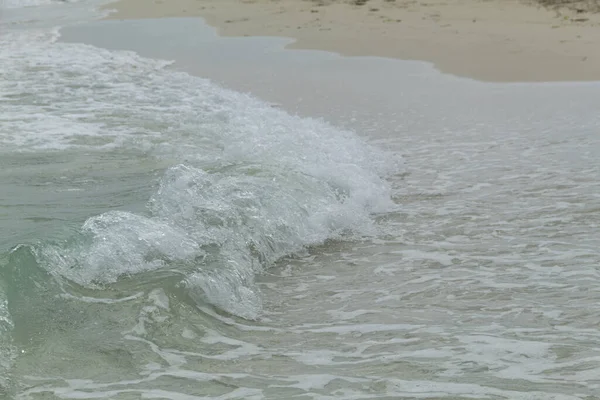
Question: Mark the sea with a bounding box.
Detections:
[1,0,600,399]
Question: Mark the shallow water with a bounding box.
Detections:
[2,1,600,399]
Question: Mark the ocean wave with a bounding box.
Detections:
[0,21,400,319]
[35,152,395,319]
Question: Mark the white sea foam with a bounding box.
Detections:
[0,293,15,394]
[2,0,81,9]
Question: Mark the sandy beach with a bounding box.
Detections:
[102,0,600,82]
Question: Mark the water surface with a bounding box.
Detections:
[1,1,600,399]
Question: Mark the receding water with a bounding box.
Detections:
[1,1,600,399]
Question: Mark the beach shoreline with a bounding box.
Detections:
[101,0,600,82]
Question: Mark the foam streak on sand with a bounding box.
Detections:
[103,0,600,82]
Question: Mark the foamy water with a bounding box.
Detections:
[1,0,600,399]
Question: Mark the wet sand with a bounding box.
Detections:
[103,0,600,82]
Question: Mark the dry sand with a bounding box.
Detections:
[103,0,600,82]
